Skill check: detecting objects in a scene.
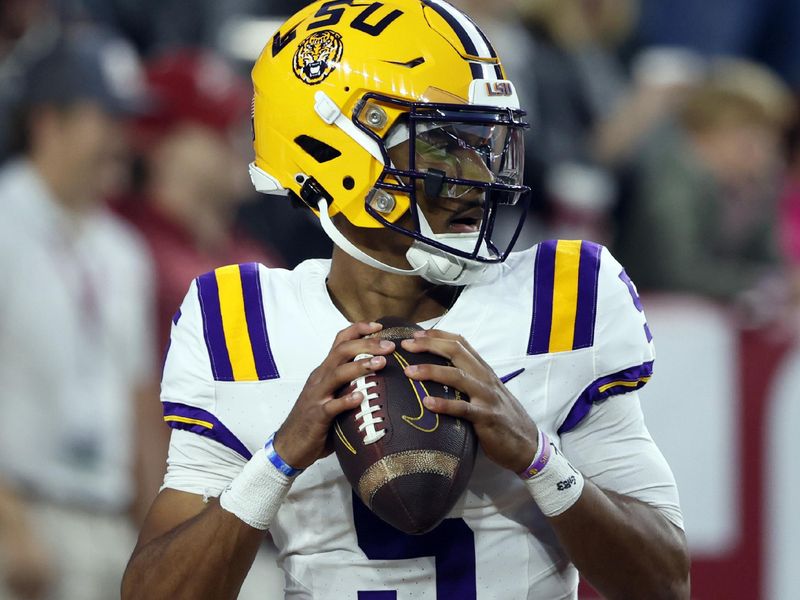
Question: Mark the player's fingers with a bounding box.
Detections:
[422,395,485,422]
[330,321,383,349]
[403,363,484,399]
[324,354,387,392]
[399,335,482,372]
[328,336,395,366]
[321,390,364,418]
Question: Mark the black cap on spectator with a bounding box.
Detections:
[22,26,148,115]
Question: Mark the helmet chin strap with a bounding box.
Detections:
[317,198,426,277]
[317,198,490,285]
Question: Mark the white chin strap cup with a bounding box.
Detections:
[316,198,490,286]
[406,238,488,286]
[406,207,489,286]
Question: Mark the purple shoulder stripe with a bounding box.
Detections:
[196,271,234,381]
[572,241,602,350]
[528,240,557,355]
[557,361,654,434]
[239,263,279,380]
[162,401,253,460]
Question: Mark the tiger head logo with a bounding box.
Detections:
[292,30,344,85]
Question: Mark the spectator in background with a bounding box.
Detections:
[615,59,795,302]
[636,0,800,89]
[593,47,706,169]
[0,0,59,164]
[506,0,638,245]
[117,49,282,352]
[76,0,288,56]
[0,27,159,600]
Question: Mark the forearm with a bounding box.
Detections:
[122,499,264,600]
[550,481,690,600]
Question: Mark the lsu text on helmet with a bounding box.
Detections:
[250,0,530,284]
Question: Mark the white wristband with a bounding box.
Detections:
[219,448,294,530]
[522,436,585,517]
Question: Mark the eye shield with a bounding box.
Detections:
[387,119,525,203]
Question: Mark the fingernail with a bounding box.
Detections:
[379,340,394,349]
[423,397,435,408]
[369,322,382,328]
[405,365,419,375]
[351,391,364,401]
[369,356,383,366]
[413,330,427,338]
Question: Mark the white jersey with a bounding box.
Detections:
[0,160,154,511]
[161,241,682,599]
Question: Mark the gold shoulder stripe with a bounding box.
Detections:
[549,240,582,353]
[216,265,259,381]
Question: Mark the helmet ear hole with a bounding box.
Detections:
[294,135,342,163]
[343,176,355,190]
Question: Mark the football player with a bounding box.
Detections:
[122,1,690,598]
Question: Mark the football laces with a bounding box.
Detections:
[352,353,384,444]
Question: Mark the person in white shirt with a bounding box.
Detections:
[124,2,690,599]
[0,27,158,600]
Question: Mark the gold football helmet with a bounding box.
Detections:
[250,0,529,284]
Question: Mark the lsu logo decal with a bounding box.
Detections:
[485,81,513,97]
[292,30,343,85]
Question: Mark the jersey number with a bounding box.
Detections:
[619,269,653,342]
[352,493,477,598]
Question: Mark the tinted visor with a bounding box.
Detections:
[414,122,524,199]
[387,119,525,205]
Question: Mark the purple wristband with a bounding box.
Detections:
[518,430,551,480]
[264,433,304,478]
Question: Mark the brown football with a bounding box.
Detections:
[332,316,477,534]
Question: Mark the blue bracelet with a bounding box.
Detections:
[264,433,304,477]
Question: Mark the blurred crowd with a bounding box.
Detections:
[0,0,797,598]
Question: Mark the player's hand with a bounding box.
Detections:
[400,329,539,473]
[273,321,395,470]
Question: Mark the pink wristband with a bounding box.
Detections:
[518,430,551,480]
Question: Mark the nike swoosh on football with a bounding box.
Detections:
[499,368,525,384]
[402,377,439,432]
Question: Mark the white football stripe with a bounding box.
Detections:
[428,0,498,81]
